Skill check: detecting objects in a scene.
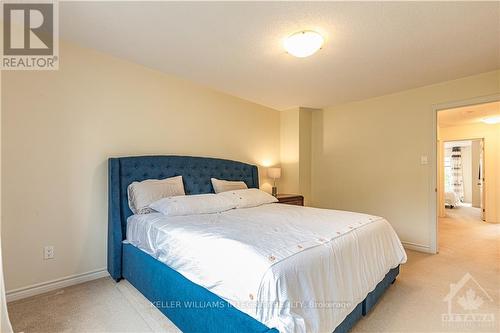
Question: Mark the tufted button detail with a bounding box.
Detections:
[118,156,257,216]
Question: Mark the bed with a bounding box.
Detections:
[445,191,461,208]
[108,155,406,333]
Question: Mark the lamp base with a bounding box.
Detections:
[272,186,277,197]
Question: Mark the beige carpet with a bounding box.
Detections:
[8,207,499,332]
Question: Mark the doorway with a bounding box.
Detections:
[442,139,484,220]
[434,98,500,252]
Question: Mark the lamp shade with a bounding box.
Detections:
[267,167,281,179]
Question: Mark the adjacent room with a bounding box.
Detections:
[0,2,499,333]
[443,140,482,213]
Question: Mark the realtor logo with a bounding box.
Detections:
[1,0,59,70]
[442,273,495,328]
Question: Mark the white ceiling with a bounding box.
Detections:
[438,101,500,127]
[59,1,500,110]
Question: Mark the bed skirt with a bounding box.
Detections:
[121,243,399,333]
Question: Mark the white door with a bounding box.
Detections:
[479,139,485,221]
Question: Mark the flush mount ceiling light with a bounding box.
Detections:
[481,116,500,124]
[284,30,324,58]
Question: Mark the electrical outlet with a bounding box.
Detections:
[44,246,54,260]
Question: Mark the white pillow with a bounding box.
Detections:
[211,178,248,193]
[218,188,278,209]
[149,193,236,217]
[128,176,185,214]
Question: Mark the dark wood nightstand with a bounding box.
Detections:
[275,194,304,206]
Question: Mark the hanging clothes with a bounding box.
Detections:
[451,146,464,202]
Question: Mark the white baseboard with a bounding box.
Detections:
[402,241,435,254]
[6,268,109,302]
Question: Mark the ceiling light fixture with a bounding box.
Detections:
[481,116,500,124]
[284,30,324,58]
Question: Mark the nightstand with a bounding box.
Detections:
[275,194,304,206]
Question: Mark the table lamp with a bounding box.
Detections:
[267,167,281,197]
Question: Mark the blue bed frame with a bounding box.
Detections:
[108,155,399,333]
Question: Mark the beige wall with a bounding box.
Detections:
[280,108,300,194]
[1,42,280,291]
[279,107,314,203]
[439,123,500,223]
[298,108,313,204]
[311,70,500,252]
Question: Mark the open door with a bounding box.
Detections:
[479,139,485,221]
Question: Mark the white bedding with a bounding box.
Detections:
[126,204,407,333]
[445,191,460,207]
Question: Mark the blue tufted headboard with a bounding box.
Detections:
[108,155,259,280]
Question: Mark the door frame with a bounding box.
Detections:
[430,94,500,254]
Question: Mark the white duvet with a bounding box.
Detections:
[126,204,407,333]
